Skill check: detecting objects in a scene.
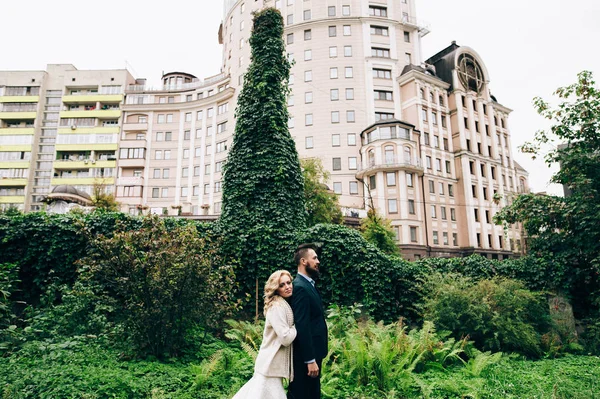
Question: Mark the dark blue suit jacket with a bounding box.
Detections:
[290,274,328,363]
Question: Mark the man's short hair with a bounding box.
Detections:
[294,243,318,266]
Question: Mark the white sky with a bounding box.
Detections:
[1,0,598,194]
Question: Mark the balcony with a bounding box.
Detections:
[55,143,118,151]
[0,111,37,120]
[356,156,424,179]
[0,195,25,204]
[62,94,123,103]
[117,158,146,168]
[53,159,116,169]
[0,144,32,152]
[60,109,121,119]
[0,161,30,169]
[0,178,27,186]
[401,15,430,37]
[51,176,115,186]
[120,139,147,149]
[122,122,148,131]
[117,176,144,186]
[0,127,35,135]
[0,95,39,103]
[57,126,120,134]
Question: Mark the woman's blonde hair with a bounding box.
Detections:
[263,270,293,315]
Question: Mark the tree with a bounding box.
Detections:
[219,8,306,313]
[92,182,119,211]
[494,71,600,316]
[360,208,400,256]
[82,216,237,357]
[301,158,343,226]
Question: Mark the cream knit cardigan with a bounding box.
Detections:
[254,296,296,381]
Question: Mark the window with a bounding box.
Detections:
[305,70,312,82]
[333,182,342,194]
[431,205,437,219]
[331,111,340,123]
[156,132,164,141]
[207,108,214,118]
[217,103,229,115]
[448,184,454,197]
[442,116,447,128]
[166,114,173,123]
[408,199,415,214]
[344,46,352,57]
[369,6,387,17]
[328,6,336,16]
[304,29,311,40]
[432,112,438,125]
[451,208,456,221]
[155,150,163,160]
[472,185,477,198]
[216,141,227,153]
[330,89,339,101]
[485,210,490,224]
[347,133,356,146]
[439,182,445,195]
[441,206,447,220]
[444,138,449,150]
[329,46,338,57]
[165,132,172,141]
[197,110,203,120]
[345,67,353,78]
[369,175,376,189]
[332,134,340,147]
[305,136,313,148]
[422,109,428,121]
[410,226,418,242]
[445,160,451,173]
[305,92,313,103]
[305,114,313,126]
[433,231,439,245]
[405,53,412,64]
[343,25,351,36]
[153,169,160,179]
[182,167,189,178]
[287,33,294,44]
[374,90,393,101]
[303,9,311,20]
[429,180,435,194]
[214,181,222,193]
[195,166,201,176]
[287,14,293,24]
[346,88,354,100]
[157,114,165,124]
[346,110,355,122]
[474,208,480,222]
[330,67,338,79]
[349,181,358,194]
[183,149,190,159]
[436,158,442,171]
[152,188,159,198]
[348,157,357,170]
[426,156,432,169]
[304,49,312,61]
[373,68,392,79]
[388,199,398,213]
[204,184,210,194]
[443,232,449,245]
[406,173,413,187]
[375,112,394,122]
[288,95,294,106]
[161,188,168,197]
[342,5,350,15]
[404,31,410,42]
[184,130,191,140]
[370,26,389,36]
[386,172,396,186]
[371,47,390,58]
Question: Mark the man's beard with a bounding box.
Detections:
[306,264,320,280]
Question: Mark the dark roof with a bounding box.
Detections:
[400,64,435,77]
[425,41,461,88]
[46,185,93,205]
[161,71,198,79]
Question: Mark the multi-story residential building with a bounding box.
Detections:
[0,1,528,259]
[120,72,233,216]
[0,65,135,211]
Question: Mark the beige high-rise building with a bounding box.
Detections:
[0,0,528,259]
[0,65,135,211]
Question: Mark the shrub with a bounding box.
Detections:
[80,216,239,358]
[420,273,553,357]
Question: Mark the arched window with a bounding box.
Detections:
[368,148,375,166]
[419,88,424,99]
[384,145,395,164]
[404,146,411,163]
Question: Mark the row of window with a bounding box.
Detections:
[305,133,356,149]
[151,182,222,198]
[151,161,224,179]
[303,110,356,126]
[425,156,452,174]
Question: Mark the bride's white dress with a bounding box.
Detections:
[232,372,285,399]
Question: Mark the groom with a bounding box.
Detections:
[288,243,328,399]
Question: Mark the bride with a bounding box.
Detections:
[233,270,296,399]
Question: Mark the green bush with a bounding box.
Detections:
[80,216,239,358]
[420,273,553,357]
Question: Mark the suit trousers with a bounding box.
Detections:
[287,358,322,399]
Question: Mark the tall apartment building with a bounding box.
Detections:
[0,0,528,259]
[0,65,135,211]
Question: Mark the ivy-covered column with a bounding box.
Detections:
[219,8,306,315]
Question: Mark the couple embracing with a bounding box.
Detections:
[233,244,328,399]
